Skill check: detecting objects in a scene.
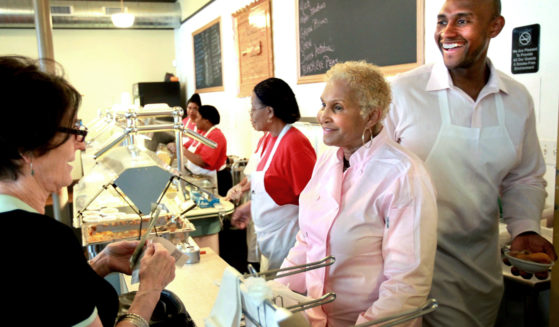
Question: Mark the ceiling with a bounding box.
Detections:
[17,0,179,2]
[0,0,182,29]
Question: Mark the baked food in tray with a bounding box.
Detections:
[82,207,194,245]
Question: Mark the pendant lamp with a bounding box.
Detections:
[111,0,135,28]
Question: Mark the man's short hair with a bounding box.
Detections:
[493,0,501,17]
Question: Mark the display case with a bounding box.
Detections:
[73,145,196,245]
[73,106,234,252]
[84,108,128,156]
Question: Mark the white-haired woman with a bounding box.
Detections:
[277,61,438,326]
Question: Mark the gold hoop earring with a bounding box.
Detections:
[362,128,373,148]
[30,161,34,176]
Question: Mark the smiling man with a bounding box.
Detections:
[384,0,556,326]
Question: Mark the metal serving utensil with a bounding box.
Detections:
[129,204,162,270]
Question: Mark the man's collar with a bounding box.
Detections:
[425,59,508,95]
[425,61,452,91]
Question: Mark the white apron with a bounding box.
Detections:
[244,151,261,264]
[250,124,299,271]
[184,118,198,132]
[423,91,516,327]
[186,126,218,187]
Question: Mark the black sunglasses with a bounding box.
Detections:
[57,119,88,142]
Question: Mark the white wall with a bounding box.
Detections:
[0,29,176,123]
[175,0,327,158]
[175,0,559,205]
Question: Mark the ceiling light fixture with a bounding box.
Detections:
[111,0,135,28]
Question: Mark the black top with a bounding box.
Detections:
[1,210,118,326]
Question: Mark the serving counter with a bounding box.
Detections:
[122,247,228,326]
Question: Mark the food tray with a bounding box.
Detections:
[80,207,195,245]
[503,248,554,273]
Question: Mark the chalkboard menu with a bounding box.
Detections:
[193,18,224,92]
[297,0,424,83]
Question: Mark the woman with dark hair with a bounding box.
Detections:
[227,77,316,271]
[182,105,229,194]
[0,56,176,327]
[183,93,201,131]
[167,93,202,153]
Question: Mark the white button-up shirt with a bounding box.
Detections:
[385,60,546,238]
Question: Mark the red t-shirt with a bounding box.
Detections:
[186,127,227,171]
[182,118,197,149]
[182,117,196,130]
[255,127,316,205]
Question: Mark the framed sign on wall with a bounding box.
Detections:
[233,0,274,98]
[296,0,425,84]
[193,17,224,93]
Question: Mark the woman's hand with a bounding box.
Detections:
[225,178,250,203]
[138,242,176,293]
[225,184,244,202]
[89,240,139,277]
[167,142,177,154]
[231,201,252,229]
[122,242,176,325]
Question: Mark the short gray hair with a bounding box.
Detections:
[325,61,391,122]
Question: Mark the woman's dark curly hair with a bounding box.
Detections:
[0,56,81,180]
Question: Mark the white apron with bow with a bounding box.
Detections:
[423,91,516,327]
[250,124,299,271]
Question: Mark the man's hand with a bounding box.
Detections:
[507,231,557,279]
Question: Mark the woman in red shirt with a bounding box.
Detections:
[183,105,229,194]
[167,93,201,153]
[183,93,201,131]
[228,78,316,271]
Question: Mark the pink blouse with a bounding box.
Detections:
[277,129,438,326]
